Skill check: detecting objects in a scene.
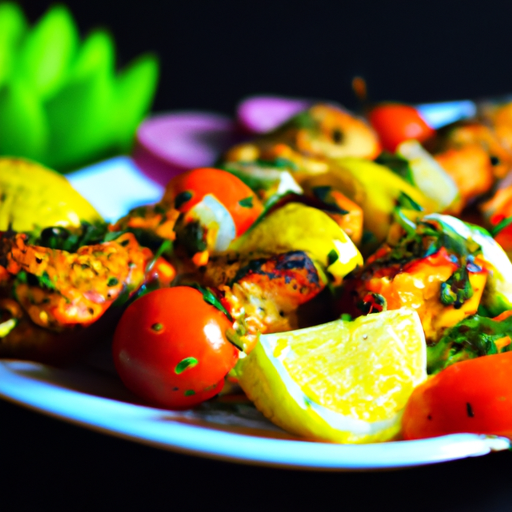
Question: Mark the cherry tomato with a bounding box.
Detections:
[368,103,435,152]
[402,352,512,440]
[112,286,239,409]
[162,167,263,236]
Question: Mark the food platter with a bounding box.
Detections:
[0,154,509,471]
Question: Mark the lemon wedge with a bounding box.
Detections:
[396,140,461,213]
[301,157,436,250]
[229,202,363,286]
[236,308,427,443]
[0,157,102,233]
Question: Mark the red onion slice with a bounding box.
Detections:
[133,111,241,186]
[236,95,312,134]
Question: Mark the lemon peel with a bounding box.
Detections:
[0,157,102,233]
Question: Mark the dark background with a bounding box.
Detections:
[4,2,512,511]
[16,0,512,114]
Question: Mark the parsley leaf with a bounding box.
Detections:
[427,314,512,373]
[491,216,512,237]
[190,284,233,321]
[375,152,415,185]
[238,196,254,208]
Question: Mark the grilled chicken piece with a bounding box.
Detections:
[339,215,490,345]
[192,250,326,351]
[432,122,512,207]
[0,230,161,363]
[224,104,381,176]
[2,231,152,330]
[110,203,179,243]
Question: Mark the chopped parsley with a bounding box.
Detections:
[238,196,254,208]
[427,313,512,373]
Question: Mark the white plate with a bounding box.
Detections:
[1,154,509,470]
[0,359,508,470]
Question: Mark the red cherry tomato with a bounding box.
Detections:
[368,103,435,152]
[162,167,263,236]
[112,286,239,409]
[402,352,512,440]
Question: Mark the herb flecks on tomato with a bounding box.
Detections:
[403,351,512,440]
[112,286,239,409]
[163,168,263,237]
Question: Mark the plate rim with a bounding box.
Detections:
[0,360,507,471]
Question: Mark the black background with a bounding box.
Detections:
[4,2,512,511]
[15,1,512,114]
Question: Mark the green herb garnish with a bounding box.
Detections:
[175,357,199,374]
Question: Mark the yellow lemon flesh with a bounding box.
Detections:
[236,308,427,444]
[301,158,436,250]
[0,157,102,233]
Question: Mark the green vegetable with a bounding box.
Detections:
[375,152,415,185]
[440,265,474,309]
[110,53,159,151]
[45,48,113,168]
[427,314,512,374]
[0,3,159,171]
[425,214,512,317]
[191,284,233,321]
[0,3,27,87]
[175,357,199,374]
[16,5,78,99]
[0,79,48,160]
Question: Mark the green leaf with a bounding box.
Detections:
[288,111,316,130]
[175,357,198,374]
[396,191,423,212]
[37,270,57,291]
[427,313,512,373]
[16,5,79,99]
[327,249,338,265]
[491,216,512,237]
[238,196,254,208]
[36,222,110,252]
[45,53,113,170]
[311,185,331,203]
[174,191,193,209]
[375,151,415,185]
[0,3,28,87]
[111,53,159,151]
[0,80,48,160]
[225,328,244,351]
[144,239,172,275]
[191,284,233,321]
[71,29,115,80]
[440,265,474,309]
[311,186,349,214]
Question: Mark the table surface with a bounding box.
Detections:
[2,397,511,512]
